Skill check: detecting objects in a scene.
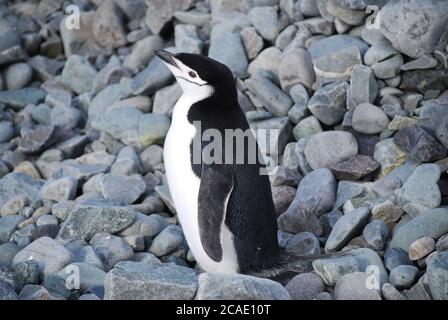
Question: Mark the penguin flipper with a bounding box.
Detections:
[198,164,234,262]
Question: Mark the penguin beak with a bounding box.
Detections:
[154,49,179,69]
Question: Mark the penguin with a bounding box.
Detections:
[154,50,303,276]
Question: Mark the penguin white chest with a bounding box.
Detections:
[163,94,239,274]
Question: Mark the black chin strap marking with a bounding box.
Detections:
[178,76,208,86]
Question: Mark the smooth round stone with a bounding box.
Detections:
[427,252,448,300]
[5,63,33,90]
[352,103,390,134]
[381,283,407,300]
[248,6,279,42]
[379,0,448,58]
[36,215,59,227]
[286,272,325,300]
[409,237,436,261]
[389,265,419,290]
[208,32,248,77]
[0,121,14,143]
[271,185,296,216]
[279,48,314,91]
[308,81,349,125]
[285,232,321,256]
[334,272,381,300]
[362,219,390,251]
[304,131,358,169]
[0,194,29,217]
[325,207,370,252]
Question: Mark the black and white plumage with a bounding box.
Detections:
[155,50,302,276]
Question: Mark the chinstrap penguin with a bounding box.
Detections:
[155,49,332,276]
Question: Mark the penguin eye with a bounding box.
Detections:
[188,71,197,78]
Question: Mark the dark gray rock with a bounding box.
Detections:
[248,6,279,42]
[436,235,448,253]
[104,260,197,300]
[325,207,370,252]
[0,215,25,244]
[209,32,247,77]
[278,168,336,234]
[312,256,361,286]
[99,174,146,205]
[149,225,184,257]
[394,164,441,217]
[308,81,348,126]
[13,237,74,278]
[110,146,141,176]
[0,281,17,300]
[435,116,448,149]
[0,88,46,111]
[395,125,447,163]
[285,232,321,256]
[271,185,296,216]
[401,55,438,71]
[333,181,363,210]
[50,106,81,130]
[18,284,60,300]
[384,248,413,272]
[131,54,174,96]
[381,283,407,300]
[390,208,448,252]
[41,177,78,202]
[144,0,194,34]
[293,116,322,140]
[246,75,293,116]
[401,69,448,94]
[363,219,390,251]
[379,0,448,58]
[279,48,314,91]
[285,272,325,300]
[92,1,127,50]
[197,272,290,300]
[304,131,358,169]
[68,244,104,270]
[352,103,390,134]
[61,55,98,95]
[334,272,381,300]
[402,279,432,300]
[18,125,61,155]
[57,200,136,242]
[389,265,419,290]
[4,62,32,90]
[328,155,379,180]
[427,252,448,300]
[90,232,134,271]
[175,24,203,54]
[308,35,369,82]
[0,243,21,268]
[347,64,377,110]
[240,26,264,60]
[13,260,40,289]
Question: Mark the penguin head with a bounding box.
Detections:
[155,50,235,98]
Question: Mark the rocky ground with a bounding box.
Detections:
[0,0,448,300]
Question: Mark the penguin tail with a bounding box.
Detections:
[278,249,355,274]
[245,249,354,279]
